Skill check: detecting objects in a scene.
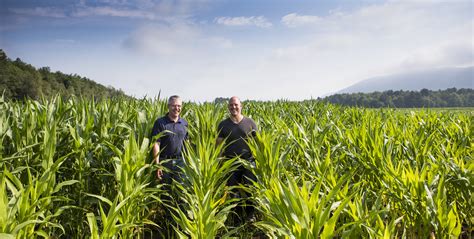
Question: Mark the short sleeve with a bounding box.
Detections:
[251,119,258,131]
[249,119,258,137]
[151,119,163,142]
[217,121,225,138]
[184,120,189,140]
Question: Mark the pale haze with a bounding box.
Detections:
[1,0,472,101]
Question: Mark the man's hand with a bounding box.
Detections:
[156,168,163,180]
[153,142,161,179]
[216,137,224,158]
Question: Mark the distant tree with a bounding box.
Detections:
[323,88,474,108]
[214,97,230,104]
[0,49,6,62]
[420,88,429,96]
[0,49,129,100]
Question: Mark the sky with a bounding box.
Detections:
[1,0,473,101]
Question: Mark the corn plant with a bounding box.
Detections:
[1,96,472,238]
[253,175,351,238]
[170,104,240,238]
[86,132,164,238]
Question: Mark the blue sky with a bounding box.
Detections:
[1,0,472,101]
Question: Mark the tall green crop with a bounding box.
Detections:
[1,96,471,238]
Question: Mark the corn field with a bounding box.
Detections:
[0,95,472,238]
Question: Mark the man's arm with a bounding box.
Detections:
[216,121,224,147]
[247,118,258,137]
[152,142,163,179]
[216,137,225,158]
[252,118,258,133]
[216,137,224,146]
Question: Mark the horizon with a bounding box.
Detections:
[1,0,473,101]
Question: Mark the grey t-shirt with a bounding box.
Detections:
[218,117,257,159]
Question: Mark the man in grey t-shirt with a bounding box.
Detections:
[216,96,257,222]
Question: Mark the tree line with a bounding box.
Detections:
[0,49,127,100]
[2,49,472,107]
[321,88,474,108]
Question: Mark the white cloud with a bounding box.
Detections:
[395,41,474,72]
[209,37,233,48]
[106,1,474,100]
[215,16,272,28]
[73,6,156,19]
[281,13,322,27]
[269,1,473,91]
[10,7,67,18]
[123,23,199,56]
[123,22,234,57]
[7,1,472,101]
[8,0,211,21]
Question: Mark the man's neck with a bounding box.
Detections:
[168,114,179,122]
[230,114,243,123]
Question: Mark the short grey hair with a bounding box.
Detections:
[168,95,181,105]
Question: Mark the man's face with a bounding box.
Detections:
[228,98,242,117]
[168,99,182,118]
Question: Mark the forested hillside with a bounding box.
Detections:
[323,88,474,108]
[0,49,127,100]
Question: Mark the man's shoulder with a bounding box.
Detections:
[242,116,256,124]
[151,116,168,136]
[155,115,168,124]
[242,117,257,131]
[218,118,231,128]
[178,117,188,125]
[221,117,233,123]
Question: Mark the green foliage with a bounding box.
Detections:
[323,88,474,108]
[0,49,127,100]
[1,95,472,238]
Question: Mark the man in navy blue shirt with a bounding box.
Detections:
[151,95,188,184]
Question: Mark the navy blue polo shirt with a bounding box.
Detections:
[151,114,188,159]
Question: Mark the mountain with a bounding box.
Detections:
[0,49,128,100]
[338,66,473,93]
